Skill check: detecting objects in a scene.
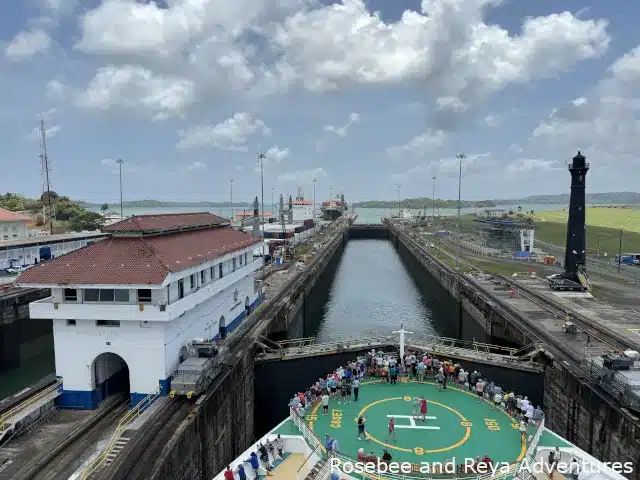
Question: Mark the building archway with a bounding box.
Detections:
[245,296,251,316]
[91,352,130,407]
[219,316,227,339]
[179,346,189,363]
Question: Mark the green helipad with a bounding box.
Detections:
[304,380,529,466]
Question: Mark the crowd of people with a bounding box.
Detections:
[285,347,546,474]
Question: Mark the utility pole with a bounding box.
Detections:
[229,179,234,220]
[271,187,274,220]
[313,178,317,221]
[432,176,436,220]
[618,228,623,272]
[456,153,466,269]
[396,185,401,216]
[257,153,266,239]
[39,119,54,235]
[116,158,124,219]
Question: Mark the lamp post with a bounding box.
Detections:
[396,184,401,216]
[229,179,234,220]
[116,158,124,219]
[257,153,266,239]
[313,178,317,220]
[432,176,436,220]
[271,187,274,221]
[456,153,466,269]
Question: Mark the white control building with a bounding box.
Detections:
[17,212,264,409]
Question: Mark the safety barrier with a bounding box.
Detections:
[78,386,162,479]
[290,408,546,480]
[0,378,62,431]
[297,443,324,480]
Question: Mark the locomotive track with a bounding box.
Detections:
[118,399,190,480]
[16,396,128,480]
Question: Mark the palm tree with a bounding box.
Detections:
[101,203,108,213]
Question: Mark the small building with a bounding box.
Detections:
[0,208,31,241]
[16,212,264,409]
[0,231,108,270]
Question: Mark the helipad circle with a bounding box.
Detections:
[356,397,471,454]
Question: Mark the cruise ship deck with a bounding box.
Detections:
[288,380,572,466]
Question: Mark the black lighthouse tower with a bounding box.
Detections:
[549,151,590,291]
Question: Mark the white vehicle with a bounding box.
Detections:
[7,265,29,274]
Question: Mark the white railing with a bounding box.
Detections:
[78,386,162,479]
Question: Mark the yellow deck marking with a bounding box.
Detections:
[306,378,527,462]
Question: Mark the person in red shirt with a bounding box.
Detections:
[420,397,428,421]
[223,466,235,480]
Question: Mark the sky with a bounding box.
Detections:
[1,0,639,204]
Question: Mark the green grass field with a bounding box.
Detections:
[533,207,640,256]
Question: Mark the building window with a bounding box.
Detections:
[200,270,205,285]
[84,289,99,301]
[64,288,78,301]
[66,319,76,326]
[84,289,128,302]
[239,254,243,266]
[190,274,196,290]
[245,253,248,264]
[96,320,120,327]
[232,257,237,271]
[219,263,223,278]
[178,279,184,299]
[210,266,214,280]
[138,289,152,303]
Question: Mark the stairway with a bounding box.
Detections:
[105,437,130,466]
[304,458,327,480]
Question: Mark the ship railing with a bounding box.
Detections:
[516,418,546,480]
[78,386,162,479]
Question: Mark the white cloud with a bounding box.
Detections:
[265,146,290,163]
[278,168,326,183]
[177,113,270,150]
[77,65,195,120]
[29,124,60,141]
[46,80,67,100]
[390,152,493,182]
[387,130,447,157]
[5,29,51,60]
[324,112,360,137]
[528,43,640,167]
[187,161,206,171]
[100,158,139,174]
[483,114,500,127]
[67,0,609,125]
[505,158,558,174]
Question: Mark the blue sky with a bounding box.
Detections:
[1,0,639,204]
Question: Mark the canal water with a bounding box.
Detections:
[313,239,437,342]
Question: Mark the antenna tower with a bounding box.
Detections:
[39,118,55,234]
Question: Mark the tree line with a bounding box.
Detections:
[0,192,105,232]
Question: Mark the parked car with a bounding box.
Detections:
[6,265,30,274]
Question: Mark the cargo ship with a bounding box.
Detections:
[321,193,347,220]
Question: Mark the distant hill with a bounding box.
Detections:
[506,192,640,205]
[77,200,251,209]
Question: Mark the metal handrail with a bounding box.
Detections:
[78,386,162,479]
[0,378,62,431]
[297,443,323,479]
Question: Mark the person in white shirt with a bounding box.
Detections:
[521,396,530,414]
[321,394,330,415]
[525,404,535,423]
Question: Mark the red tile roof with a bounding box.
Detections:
[16,226,261,286]
[0,208,31,222]
[103,212,228,233]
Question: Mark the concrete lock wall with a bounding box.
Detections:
[387,222,640,477]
